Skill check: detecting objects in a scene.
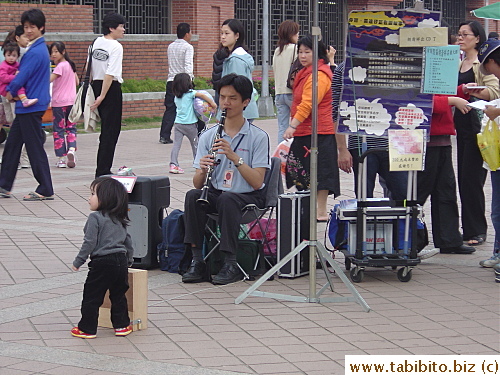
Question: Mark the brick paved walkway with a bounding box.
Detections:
[0,120,498,375]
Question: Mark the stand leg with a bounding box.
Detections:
[235,240,371,313]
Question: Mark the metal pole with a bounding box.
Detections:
[258,0,275,117]
[308,0,320,301]
[261,0,269,98]
[98,0,102,34]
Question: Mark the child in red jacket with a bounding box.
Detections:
[0,43,38,110]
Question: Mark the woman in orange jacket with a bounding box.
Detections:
[284,34,339,221]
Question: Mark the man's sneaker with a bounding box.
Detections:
[212,262,244,285]
[159,137,173,144]
[479,253,500,268]
[56,159,67,168]
[169,164,184,174]
[494,264,500,283]
[22,98,38,107]
[70,327,96,339]
[115,325,132,336]
[182,260,207,283]
[417,248,439,260]
[66,151,76,168]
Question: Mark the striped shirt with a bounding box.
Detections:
[332,60,388,151]
[167,39,194,82]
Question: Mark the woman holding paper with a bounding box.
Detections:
[454,20,499,246]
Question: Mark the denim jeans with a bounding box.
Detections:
[491,170,500,253]
[275,93,292,144]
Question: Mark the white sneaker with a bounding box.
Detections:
[56,158,67,168]
[66,150,76,168]
[417,248,439,260]
[479,253,500,268]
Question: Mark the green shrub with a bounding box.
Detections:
[193,76,213,90]
[253,77,275,98]
[121,77,165,93]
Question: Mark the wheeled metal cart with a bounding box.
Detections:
[338,148,422,283]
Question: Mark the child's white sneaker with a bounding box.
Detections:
[66,150,76,168]
[56,158,67,168]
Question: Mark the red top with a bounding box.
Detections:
[430,95,456,136]
[291,61,335,136]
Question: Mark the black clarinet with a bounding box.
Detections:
[197,109,227,208]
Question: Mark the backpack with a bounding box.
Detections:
[157,209,186,273]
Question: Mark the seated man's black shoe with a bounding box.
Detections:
[440,245,476,254]
[181,260,206,283]
[212,262,244,285]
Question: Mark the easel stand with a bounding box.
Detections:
[236,22,370,312]
[235,239,370,312]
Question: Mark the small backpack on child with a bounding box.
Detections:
[158,209,187,273]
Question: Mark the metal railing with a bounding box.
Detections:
[396,0,466,34]
[236,0,347,66]
[7,0,169,34]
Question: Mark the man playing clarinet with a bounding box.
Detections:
[182,74,270,285]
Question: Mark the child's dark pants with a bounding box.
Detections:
[78,252,130,335]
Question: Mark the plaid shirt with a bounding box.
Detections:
[167,38,194,82]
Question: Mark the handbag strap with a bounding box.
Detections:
[80,38,97,85]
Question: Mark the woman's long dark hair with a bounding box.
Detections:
[49,41,77,72]
[277,20,299,55]
[91,177,129,227]
[297,34,329,64]
[459,21,486,51]
[221,19,247,53]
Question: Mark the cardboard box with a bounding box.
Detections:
[98,268,148,331]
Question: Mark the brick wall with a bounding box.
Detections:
[0,3,93,33]
[170,0,234,77]
[467,0,500,34]
[122,94,165,118]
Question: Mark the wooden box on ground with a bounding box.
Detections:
[98,268,148,331]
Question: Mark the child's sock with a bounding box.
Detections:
[19,94,38,108]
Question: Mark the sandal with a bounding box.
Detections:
[467,234,486,246]
[23,192,54,201]
[0,187,11,198]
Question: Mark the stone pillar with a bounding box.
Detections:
[171,0,234,77]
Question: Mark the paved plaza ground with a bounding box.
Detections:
[0,119,498,375]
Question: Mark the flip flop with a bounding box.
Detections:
[0,187,11,198]
[467,235,486,246]
[23,192,54,201]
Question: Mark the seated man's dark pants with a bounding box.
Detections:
[184,186,265,256]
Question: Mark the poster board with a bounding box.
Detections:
[338,10,443,139]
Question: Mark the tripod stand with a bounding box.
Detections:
[235,26,370,312]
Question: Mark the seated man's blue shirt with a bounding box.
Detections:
[194,119,270,194]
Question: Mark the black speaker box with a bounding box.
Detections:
[123,176,170,269]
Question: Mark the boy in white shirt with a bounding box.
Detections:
[90,12,125,178]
